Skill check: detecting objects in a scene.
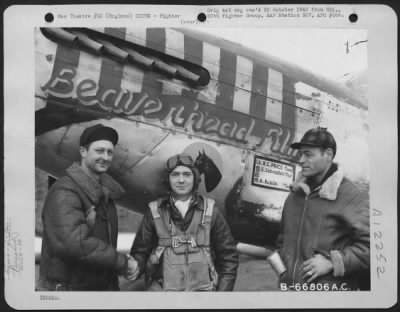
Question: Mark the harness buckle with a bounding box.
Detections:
[172,236,185,248]
[172,236,197,248]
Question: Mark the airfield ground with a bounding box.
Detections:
[35,254,279,291]
[35,169,279,291]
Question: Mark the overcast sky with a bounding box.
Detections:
[200,27,367,80]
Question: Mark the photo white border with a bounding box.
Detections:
[4,4,398,309]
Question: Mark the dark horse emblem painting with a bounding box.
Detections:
[195,150,222,192]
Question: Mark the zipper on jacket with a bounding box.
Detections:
[184,232,189,264]
[292,194,309,283]
[102,201,113,244]
[184,231,188,290]
[292,186,322,283]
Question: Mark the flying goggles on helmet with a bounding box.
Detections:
[166,153,195,171]
[164,153,201,191]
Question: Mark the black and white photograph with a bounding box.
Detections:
[4,4,397,310]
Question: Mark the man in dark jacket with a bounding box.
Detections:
[130,153,238,291]
[38,124,138,291]
[274,127,370,291]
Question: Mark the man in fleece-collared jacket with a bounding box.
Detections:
[274,127,370,291]
[38,124,139,291]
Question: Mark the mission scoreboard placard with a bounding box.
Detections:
[252,156,295,192]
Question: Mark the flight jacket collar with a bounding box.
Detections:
[290,164,344,200]
[66,162,125,204]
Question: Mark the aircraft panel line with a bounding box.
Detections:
[281,76,297,129]
[184,31,203,65]
[118,131,172,176]
[121,64,144,93]
[233,56,253,114]
[76,51,102,92]
[141,28,166,97]
[165,28,185,59]
[124,28,147,46]
[265,68,283,124]
[197,42,220,105]
[249,64,268,118]
[217,49,237,110]
[97,28,126,110]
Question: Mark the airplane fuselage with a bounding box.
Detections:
[35,27,368,248]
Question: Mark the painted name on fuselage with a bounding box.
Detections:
[41,66,297,158]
